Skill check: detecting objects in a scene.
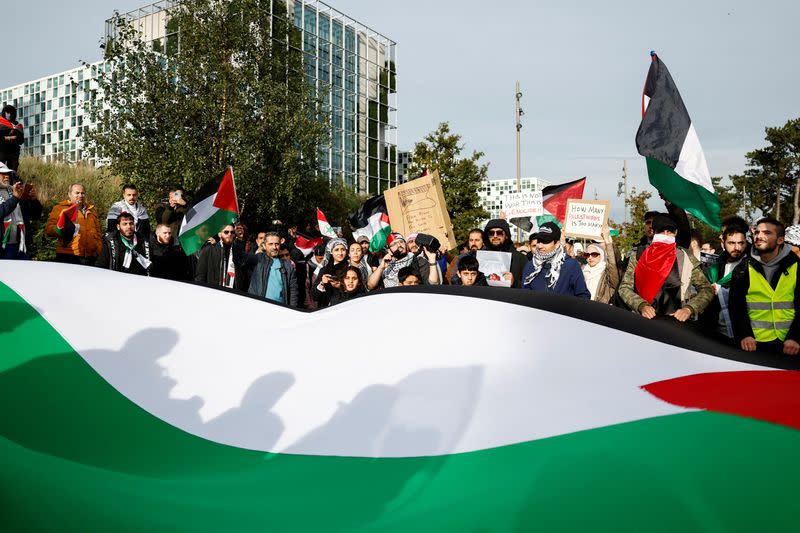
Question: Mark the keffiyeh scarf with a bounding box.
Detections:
[524,244,567,289]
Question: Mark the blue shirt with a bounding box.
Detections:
[265,258,285,303]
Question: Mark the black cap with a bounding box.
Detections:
[535,222,561,243]
[652,214,677,234]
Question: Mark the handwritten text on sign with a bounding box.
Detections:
[563,199,610,240]
[502,191,543,219]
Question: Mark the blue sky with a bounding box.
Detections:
[6,1,799,217]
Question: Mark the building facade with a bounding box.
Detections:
[479,176,551,240]
[2,0,397,195]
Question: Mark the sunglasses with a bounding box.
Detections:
[221,230,235,235]
[583,252,601,258]
[487,229,505,236]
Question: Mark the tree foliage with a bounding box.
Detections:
[729,118,800,224]
[86,0,328,225]
[610,187,652,254]
[406,122,489,244]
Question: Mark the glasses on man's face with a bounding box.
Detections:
[221,230,235,235]
[488,230,505,236]
[583,252,601,258]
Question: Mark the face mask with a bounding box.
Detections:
[653,234,676,245]
[4,113,11,120]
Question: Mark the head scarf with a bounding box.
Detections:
[582,243,607,300]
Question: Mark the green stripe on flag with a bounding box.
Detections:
[646,157,721,230]
[179,208,238,255]
[1,281,799,531]
[369,225,391,253]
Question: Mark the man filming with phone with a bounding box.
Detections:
[367,232,440,289]
[0,163,42,260]
[155,186,188,243]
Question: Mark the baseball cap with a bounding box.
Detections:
[535,222,561,243]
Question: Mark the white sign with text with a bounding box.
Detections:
[502,191,543,219]
[563,200,610,240]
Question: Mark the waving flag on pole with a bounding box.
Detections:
[349,195,391,252]
[530,177,587,229]
[178,167,239,255]
[636,52,721,230]
[316,208,337,238]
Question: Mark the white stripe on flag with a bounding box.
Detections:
[179,193,218,236]
[674,124,713,193]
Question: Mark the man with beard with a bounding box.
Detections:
[248,232,298,306]
[521,222,589,298]
[618,214,713,322]
[699,224,749,340]
[149,223,190,281]
[449,228,485,284]
[483,219,526,288]
[195,224,248,290]
[367,233,440,289]
[729,217,800,355]
[107,184,150,237]
[96,212,151,275]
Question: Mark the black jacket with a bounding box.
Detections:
[0,191,42,251]
[96,232,151,276]
[195,241,249,290]
[729,248,800,343]
[311,259,349,308]
[0,107,24,171]
[483,219,527,288]
[150,238,191,281]
[247,254,299,307]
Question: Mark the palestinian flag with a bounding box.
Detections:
[178,167,238,255]
[2,261,799,531]
[294,232,323,257]
[348,195,391,252]
[532,177,587,228]
[55,203,79,243]
[636,52,721,230]
[317,208,337,238]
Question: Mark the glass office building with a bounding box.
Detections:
[2,0,397,195]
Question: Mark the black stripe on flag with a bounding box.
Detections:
[348,194,387,229]
[635,54,691,169]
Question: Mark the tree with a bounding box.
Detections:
[730,118,800,224]
[611,187,651,254]
[86,0,328,224]
[406,122,489,244]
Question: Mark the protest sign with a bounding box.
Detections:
[502,191,543,219]
[563,200,610,240]
[384,170,456,250]
[476,250,512,287]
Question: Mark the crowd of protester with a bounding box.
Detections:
[2,165,800,357]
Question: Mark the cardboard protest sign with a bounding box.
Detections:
[476,250,512,287]
[384,170,456,250]
[502,191,543,219]
[563,200,610,240]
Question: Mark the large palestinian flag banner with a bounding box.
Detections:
[1,261,799,531]
[349,194,391,252]
[636,52,721,229]
[178,167,239,255]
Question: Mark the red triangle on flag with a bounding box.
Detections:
[542,177,586,223]
[316,208,329,224]
[212,167,239,213]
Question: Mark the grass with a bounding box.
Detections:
[16,157,123,261]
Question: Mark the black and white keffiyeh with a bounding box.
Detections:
[524,244,567,288]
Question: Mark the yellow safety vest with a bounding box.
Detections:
[746,263,797,342]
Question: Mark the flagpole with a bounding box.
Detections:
[515,81,523,194]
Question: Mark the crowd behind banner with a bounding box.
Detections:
[2,166,800,357]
